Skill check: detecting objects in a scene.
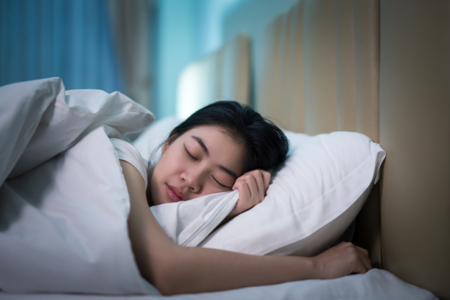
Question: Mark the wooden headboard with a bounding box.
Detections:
[250,0,450,299]
[256,0,379,143]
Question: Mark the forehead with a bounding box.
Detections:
[181,125,245,174]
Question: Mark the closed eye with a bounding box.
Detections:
[211,175,231,189]
[184,146,198,161]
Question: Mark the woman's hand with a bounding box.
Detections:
[228,169,271,219]
[311,242,372,279]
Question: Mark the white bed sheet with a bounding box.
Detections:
[0,269,437,300]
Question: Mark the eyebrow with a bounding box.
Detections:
[191,135,209,155]
[191,135,238,179]
[218,165,238,179]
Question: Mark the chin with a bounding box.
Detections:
[153,190,172,206]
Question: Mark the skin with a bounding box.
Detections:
[121,125,372,295]
[148,125,271,218]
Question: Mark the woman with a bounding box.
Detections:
[119,101,372,295]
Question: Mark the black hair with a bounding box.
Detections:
[167,101,289,174]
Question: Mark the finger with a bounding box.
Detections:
[246,170,268,199]
[237,184,254,212]
[252,171,266,200]
[234,173,256,194]
[357,256,372,273]
[262,171,271,189]
[353,245,372,271]
[261,170,271,193]
[355,246,369,256]
[354,248,372,272]
[232,178,243,191]
[245,173,258,196]
[359,251,373,271]
[346,243,371,271]
[233,180,250,199]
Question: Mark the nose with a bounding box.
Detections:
[181,167,203,194]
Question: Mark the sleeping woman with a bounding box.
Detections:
[119,101,372,295]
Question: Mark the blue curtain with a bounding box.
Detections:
[0,0,124,93]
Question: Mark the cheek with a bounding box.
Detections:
[154,149,185,181]
[150,152,184,205]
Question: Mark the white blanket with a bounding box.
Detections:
[0,78,238,294]
[0,78,157,294]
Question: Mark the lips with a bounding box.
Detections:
[166,184,184,202]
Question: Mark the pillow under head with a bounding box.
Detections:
[133,117,385,257]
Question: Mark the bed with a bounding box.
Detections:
[0,0,448,299]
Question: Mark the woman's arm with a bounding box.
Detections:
[121,161,371,295]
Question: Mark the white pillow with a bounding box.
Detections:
[201,131,385,256]
[132,118,385,257]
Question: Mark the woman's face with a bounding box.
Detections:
[149,125,245,205]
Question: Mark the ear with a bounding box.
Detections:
[161,140,169,153]
[162,133,178,154]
